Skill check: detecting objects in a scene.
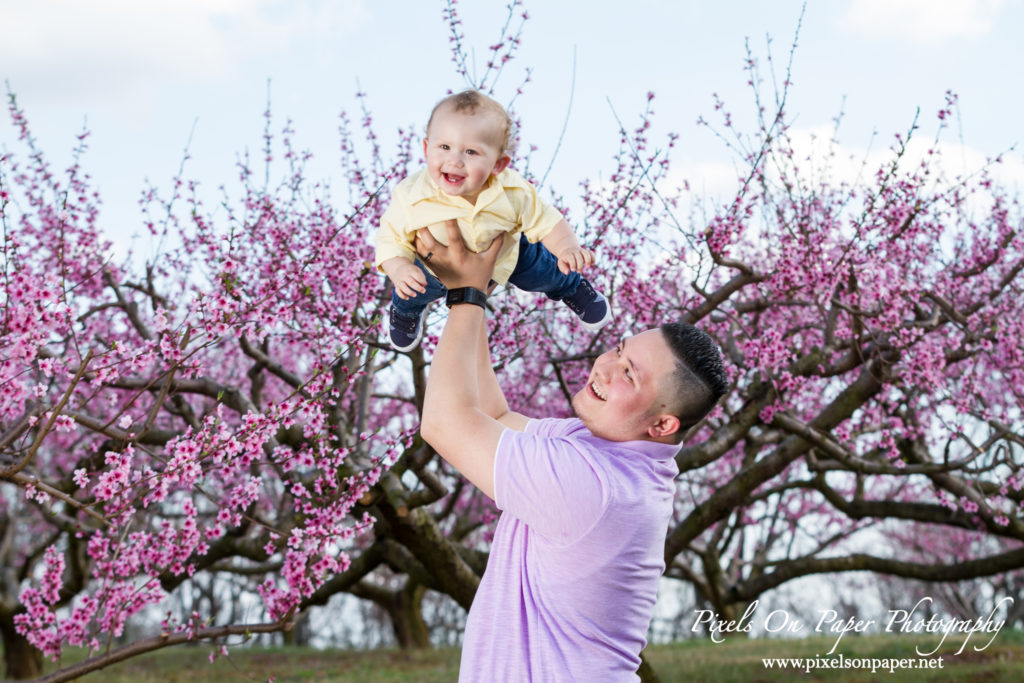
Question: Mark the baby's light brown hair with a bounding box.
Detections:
[426,90,514,155]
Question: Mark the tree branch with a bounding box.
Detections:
[36,620,287,683]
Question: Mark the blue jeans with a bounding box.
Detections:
[391,235,581,318]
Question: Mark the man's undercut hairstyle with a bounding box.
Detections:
[426,89,515,155]
[659,322,729,438]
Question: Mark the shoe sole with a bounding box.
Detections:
[580,298,613,332]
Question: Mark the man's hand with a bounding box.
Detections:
[415,220,502,291]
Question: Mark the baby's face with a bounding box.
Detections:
[423,106,510,204]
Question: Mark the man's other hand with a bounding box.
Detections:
[415,220,502,291]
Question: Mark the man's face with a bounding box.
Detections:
[572,329,678,442]
[422,106,509,205]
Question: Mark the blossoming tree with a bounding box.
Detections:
[1,2,1021,681]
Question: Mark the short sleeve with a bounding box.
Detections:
[374,199,417,270]
[494,425,608,546]
[503,171,564,244]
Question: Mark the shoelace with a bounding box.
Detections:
[563,281,596,314]
[392,312,419,333]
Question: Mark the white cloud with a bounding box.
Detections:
[783,124,1024,195]
[661,124,1024,221]
[839,0,1008,44]
[0,0,369,102]
[657,161,741,211]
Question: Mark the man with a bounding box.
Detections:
[418,223,728,681]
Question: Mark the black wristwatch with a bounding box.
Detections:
[445,287,488,309]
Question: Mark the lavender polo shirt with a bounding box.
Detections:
[459,418,679,682]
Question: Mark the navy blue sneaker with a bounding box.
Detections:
[389,305,425,352]
[560,278,612,331]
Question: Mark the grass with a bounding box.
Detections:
[645,630,1024,682]
[61,647,461,682]
[34,630,1024,682]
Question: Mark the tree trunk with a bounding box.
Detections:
[637,650,662,683]
[280,609,312,647]
[390,582,430,649]
[0,614,43,680]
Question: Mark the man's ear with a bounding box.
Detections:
[491,154,511,175]
[647,414,681,440]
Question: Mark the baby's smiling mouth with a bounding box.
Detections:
[442,172,465,185]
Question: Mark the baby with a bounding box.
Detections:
[375,89,612,351]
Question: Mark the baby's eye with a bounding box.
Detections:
[439,144,450,150]
[466,149,478,155]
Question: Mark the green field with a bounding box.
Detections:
[38,631,1023,682]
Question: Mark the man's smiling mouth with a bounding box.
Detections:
[590,381,607,401]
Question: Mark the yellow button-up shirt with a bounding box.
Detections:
[375,167,564,286]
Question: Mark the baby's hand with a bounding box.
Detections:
[392,262,428,299]
[557,246,595,274]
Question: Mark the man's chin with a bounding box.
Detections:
[571,394,600,436]
[569,390,585,418]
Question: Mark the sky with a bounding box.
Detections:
[2,0,1023,253]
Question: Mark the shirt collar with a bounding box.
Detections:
[575,420,680,463]
[407,169,509,212]
[593,432,680,479]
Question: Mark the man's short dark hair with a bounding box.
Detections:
[659,322,729,436]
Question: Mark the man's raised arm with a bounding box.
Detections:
[416,223,525,500]
[472,320,530,432]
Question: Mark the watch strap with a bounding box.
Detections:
[445,287,488,309]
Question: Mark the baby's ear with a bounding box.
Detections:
[492,154,511,175]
